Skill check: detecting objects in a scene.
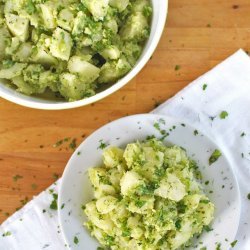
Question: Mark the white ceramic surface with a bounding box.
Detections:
[0,1,168,110]
[58,114,241,250]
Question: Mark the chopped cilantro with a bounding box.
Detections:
[209,149,222,165]
[53,140,63,147]
[61,203,65,209]
[53,137,71,148]
[60,31,65,39]
[98,140,108,149]
[50,193,58,210]
[137,182,159,195]
[154,122,160,130]
[219,111,228,119]
[122,228,131,237]
[203,225,213,232]
[154,167,165,177]
[105,235,115,246]
[153,120,168,136]
[177,201,186,214]
[146,135,156,140]
[52,173,59,181]
[175,65,181,71]
[143,5,152,17]
[216,243,221,250]
[50,200,57,210]
[205,180,209,185]
[194,130,199,136]
[31,183,37,190]
[99,175,111,185]
[69,138,77,151]
[200,200,209,204]
[77,151,81,155]
[2,59,15,69]
[57,5,64,12]
[13,174,23,182]
[241,132,246,137]
[2,231,11,237]
[202,84,208,91]
[175,219,181,230]
[247,193,250,200]
[230,240,238,247]
[25,0,36,14]
[74,236,79,244]
[20,197,29,206]
[135,199,146,208]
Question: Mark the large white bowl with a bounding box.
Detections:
[58,114,240,250]
[0,1,168,110]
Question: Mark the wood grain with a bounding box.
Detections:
[1,0,250,223]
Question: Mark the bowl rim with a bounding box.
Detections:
[0,1,168,110]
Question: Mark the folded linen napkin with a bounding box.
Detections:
[0,49,250,250]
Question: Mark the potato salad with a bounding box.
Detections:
[84,138,215,250]
[0,0,152,101]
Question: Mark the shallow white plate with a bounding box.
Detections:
[58,114,241,250]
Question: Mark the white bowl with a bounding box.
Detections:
[0,1,168,110]
[58,114,240,250]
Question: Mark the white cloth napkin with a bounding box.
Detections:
[1,49,250,250]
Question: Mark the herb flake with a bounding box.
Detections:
[194,130,199,136]
[25,0,36,14]
[2,231,11,237]
[247,193,250,200]
[13,174,23,182]
[209,149,222,165]
[69,138,77,151]
[175,65,181,71]
[31,183,37,190]
[50,193,58,210]
[230,240,237,248]
[135,199,146,208]
[203,225,213,232]
[98,140,108,149]
[241,132,246,137]
[52,173,59,181]
[220,111,229,119]
[74,236,79,244]
[202,84,208,91]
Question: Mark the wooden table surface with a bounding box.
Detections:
[1,0,250,224]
